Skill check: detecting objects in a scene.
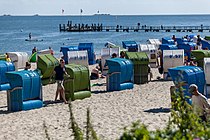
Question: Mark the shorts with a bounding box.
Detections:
[56,80,64,90]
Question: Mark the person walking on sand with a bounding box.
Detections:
[52,59,69,104]
[188,84,210,122]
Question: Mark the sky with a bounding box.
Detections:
[1,0,210,15]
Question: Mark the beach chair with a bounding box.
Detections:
[7,52,28,70]
[37,54,59,85]
[122,41,138,52]
[203,58,210,98]
[139,44,157,68]
[63,64,91,101]
[0,61,15,91]
[168,66,206,104]
[125,52,149,84]
[6,70,43,111]
[177,42,196,62]
[201,40,210,50]
[106,58,134,91]
[163,50,184,80]
[191,50,210,68]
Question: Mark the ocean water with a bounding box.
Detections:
[0,15,210,56]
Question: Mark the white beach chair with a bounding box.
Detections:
[38,49,51,54]
[148,39,161,49]
[139,44,157,68]
[203,58,210,98]
[7,52,28,70]
[163,49,184,80]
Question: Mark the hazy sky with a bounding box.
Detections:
[1,0,210,15]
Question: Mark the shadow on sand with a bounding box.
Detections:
[43,100,65,107]
[144,107,171,113]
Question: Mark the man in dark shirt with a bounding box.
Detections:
[53,59,68,104]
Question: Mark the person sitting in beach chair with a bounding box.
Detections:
[120,51,125,58]
[111,53,117,58]
[90,65,105,80]
[5,53,11,62]
[49,47,54,55]
[90,66,100,80]
[24,62,31,70]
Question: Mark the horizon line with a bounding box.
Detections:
[2,13,210,16]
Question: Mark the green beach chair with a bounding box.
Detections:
[64,64,91,101]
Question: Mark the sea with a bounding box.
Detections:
[1,14,210,57]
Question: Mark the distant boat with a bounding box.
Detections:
[33,14,39,16]
[93,13,111,16]
[3,14,11,16]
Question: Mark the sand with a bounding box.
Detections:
[0,66,174,140]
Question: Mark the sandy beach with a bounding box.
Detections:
[0,66,174,140]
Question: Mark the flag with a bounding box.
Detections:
[80,9,83,14]
[62,9,64,14]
